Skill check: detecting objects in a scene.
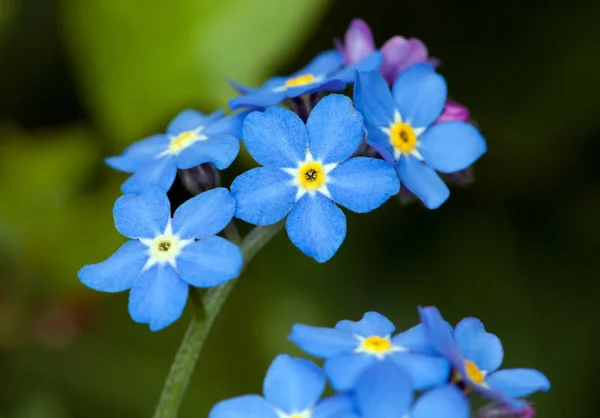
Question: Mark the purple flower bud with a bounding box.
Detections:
[478,403,535,418]
[436,101,471,123]
[380,36,429,84]
[179,163,219,195]
[334,18,376,65]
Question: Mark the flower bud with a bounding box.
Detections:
[477,403,535,418]
[179,163,219,195]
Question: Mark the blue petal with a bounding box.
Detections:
[285,79,346,99]
[391,324,436,355]
[167,109,224,135]
[392,63,447,129]
[389,352,451,390]
[353,362,413,418]
[78,240,147,292]
[229,90,286,111]
[353,71,396,129]
[113,188,171,239]
[263,355,325,414]
[286,194,346,263]
[335,312,396,337]
[105,134,170,173]
[412,385,470,418]
[323,353,376,391]
[328,157,399,213]
[333,51,383,83]
[176,236,242,288]
[295,50,343,77]
[313,395,359,418]
[231,167,296,225]
[306,95,363,164]
[243,107,307,167]
[288,324,358,358]
[418,306,464,367]
[228,78,259,94]
[364,124,395,163]
[486,369,551,398]
[204,110,251,138]
[454,317,504,373]
[209,395,277,418]
[396,156,449,210]
[176,135,240,170]
[172,188,235,239]
[418,122,487,173]
[128,265,188,331]
[120,155,178,194]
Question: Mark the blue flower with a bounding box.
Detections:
[230,94,399,263]
[353,361,470,418]
[229,50,381,110]
[77,188,243,331]
[106,109,248,194]
[419,306,551,409]
[353,67,487,209]
[209,354,359,418]
[289,311,450,391]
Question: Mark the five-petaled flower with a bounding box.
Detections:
[209,354,358,418]
[354,67,487,209]
[289,311,449,391]
[106,109,247,194]
[230,94,400,263]
[228,49,381,110]
[77,188,243,331]
[419,306,550,409]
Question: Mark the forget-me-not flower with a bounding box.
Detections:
[354,67,487,209]
[289,311,450,391]
[228,50,381,111]
[419,306,550,409]
[209,354,359,418]
[78,188,242,331]
[106,109,247,194]
[230,94,400,263]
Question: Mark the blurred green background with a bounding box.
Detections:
[1,0,598,416]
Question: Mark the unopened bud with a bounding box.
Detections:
[179,163,219,195]
[477,403,535,418]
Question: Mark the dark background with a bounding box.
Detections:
[0,0,597,416]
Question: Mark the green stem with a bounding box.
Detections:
[152,221,284,418]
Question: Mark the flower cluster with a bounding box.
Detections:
[210,307,550,418]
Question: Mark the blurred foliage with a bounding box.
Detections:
[1,0,599,417]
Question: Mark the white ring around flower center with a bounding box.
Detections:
[380,109,426,161]
[281,150,337,201]
[277,408,312,418]
[139,221,194,271]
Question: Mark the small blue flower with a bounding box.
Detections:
[229,49,381,110]
[289,311,450,391]
[77,188,242,331]
[106,109,248,194]
[209,354,359,418]
[419,306,551,409]
[353,67,487,209]
[353,361,470,418]
[230,94,399,263]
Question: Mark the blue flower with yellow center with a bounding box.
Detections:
[77,188,242,331]
[353,66,487,209]
[229,49,381,110]
[230,94,400,263]
[289,311,450,391]
[209,354,359,418]
[106,109,248,194]
[418,306,550,409]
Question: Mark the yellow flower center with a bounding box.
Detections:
[389,122,417,153]
[285,74,316,88]
[298,161,325,190]
[464,360,485,385]
[361,336,392,353]
[169,131,199,153]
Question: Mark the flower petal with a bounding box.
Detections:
[286,194,346,263]
[354,71,396,128]
[167,109,225,135]
[396,156,449,210]
[288,324,357,358]
[353,361,413,418]
[177,236,242,288]
[391,324,436,355]
[344,19,376,64]
[120,155,178,194]
[204,110,250,138]
[231,167,296,225]
[333,51,383,84]
[389,352,451,390]
[78,240,147,292]
[229,90,287,111]
[380,37,429,85]
[435,101,470,124]
[392,63,447,128]
[286,79,346,99]
[412,385,470,418]
[128,265,188,331]
[418,122,487,173]
[454,317,504,373]
[335,312,396,337]
[364,124,395,164]
[313,394,359,418]
[175,135,240,170]
[294,50,343,77]
[263,355,325,414]
[418,306,464,367]
[105,134,170,173]
[486,369,550,398]
[209,395,277,418]
[113,188,171,239]
[328,157,399,213]
[243,107,307,167]
[324,353,376,392]
[172,188,235,240]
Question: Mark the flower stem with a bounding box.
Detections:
[152,221,284,418]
